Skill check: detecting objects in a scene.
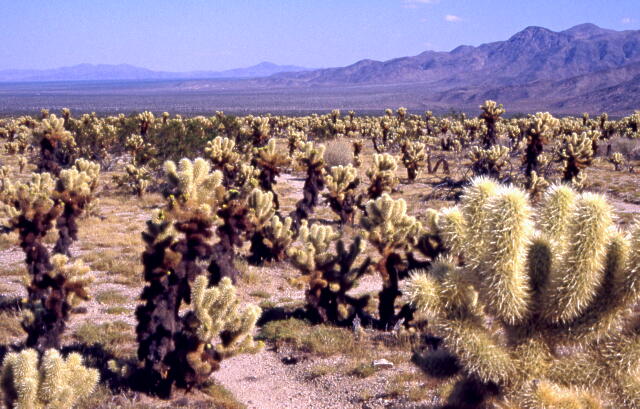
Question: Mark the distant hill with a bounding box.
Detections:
[2,23,639,115]
[171,23,640,114]
[0,62,311,82]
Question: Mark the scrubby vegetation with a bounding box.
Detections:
[0,103,640,408]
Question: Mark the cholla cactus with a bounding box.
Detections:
[479,100,505,148]
[352,139,363,168]
[163,157,225,222]
[361,194,422,327]
[173,275,262,389]
[324,165,360,224]
[137,158,227,397]
[0,348,99,409]
[287,130,306,156]
[291,142,326,229]
[0,170,92,351]
[52,160,101,256]
[408,178,640,408]
[22,254,93,348]
[468,145,510,179]
[558,131,597,186]
[114,164,151,197]
[401,141,426,182]
[252,138,290,208]
[124,134,156,167]
[288,222,371,324]
[204,136,240,186]
[36,114,76,175]
[524,112,559,180]
[366,153,399,199]
[138,110,155,136]
[609,152,625,171]
[247,189,293,264]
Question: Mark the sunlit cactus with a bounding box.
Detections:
[52,160,100,256]
[138,110,155,136]
[479,100,505,148]
[163,157,225,222]
[287,129,306,156]
[524,112,559,181]
[468,145,510,179]
[247,189,292,264]
[366,153,399,199]
[361,194,422,327]
[0,348,99,409]
[608,152,625,171]
[204,136,240,186]
[252,138,290,208]
[324,164,360,224]
[352,139,363,168]
[172,275,262,389]
[558,131,597,187]
[288,222,371,324]
[408,178,640,408]
[401,140,426,182]
[136,158,226,397]
[113,164,151,197]
[291,142,326,229]
[124,133,157,167]
[36,114,76,175]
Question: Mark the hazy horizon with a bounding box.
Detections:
[3,0,639,72]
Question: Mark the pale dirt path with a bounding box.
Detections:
[212,349,360,409]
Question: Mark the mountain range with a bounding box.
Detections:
[172,23,640,114]
[1,23,639,115]
[0,61,311,82]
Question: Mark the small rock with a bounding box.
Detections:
[281,355,299,365]
[372,359,394,369]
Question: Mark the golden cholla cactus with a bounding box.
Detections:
[524,112,559,180]
[0,172,59,223]
[468,145,510,179]
[361,193,423,326]
[138,110,155,136]
[37,114,76,174]
[401,141,426,182]
[38,114,73,146]
[249,212,295,265]
[247,188,275,229]
[204,136,240,183]
[125,134,156,166]
[49,254,93,306]
[288,221,340,274]
[608,152,625,171]
[366,153,399,199]
[479,100,505,148]
[292,142,326,229]
[352,139,363,167]
[252,138,290,208]
[53,160,101,256]
[361,194,422,256]
[287,129,306,156]
[163,157,224,221]
[324,164,360,224]
[408,178,640,408]
[0,348,99,409]
[558,131,597,187]
[187,275,263,358]
[113,164,151,197]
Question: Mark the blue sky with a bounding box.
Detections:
[1,0,638,71]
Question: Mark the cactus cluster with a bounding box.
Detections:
[1,348,99,409]
[366,153,399,199]
[288,222,372,324]
[291,142,326,229]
